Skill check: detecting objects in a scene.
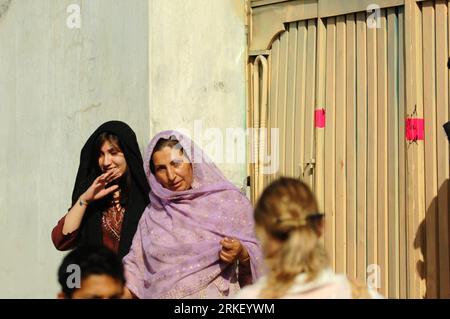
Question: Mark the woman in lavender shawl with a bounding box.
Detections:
[122,130,263,298]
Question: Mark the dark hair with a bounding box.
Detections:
[149,136,183,174]
[57,246,125,298]
[94,132,131,207]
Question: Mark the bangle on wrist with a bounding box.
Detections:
[79,198,89,206]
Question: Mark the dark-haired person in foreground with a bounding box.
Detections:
[57,246,125,299]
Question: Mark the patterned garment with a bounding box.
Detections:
[102,201,125,241]
[123,130,264,299]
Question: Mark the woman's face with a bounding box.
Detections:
[152,146,193,191]
[98,140,127,177]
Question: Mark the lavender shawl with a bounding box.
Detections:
[123,130,263,298]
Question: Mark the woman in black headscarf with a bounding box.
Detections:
[52,121,150,259]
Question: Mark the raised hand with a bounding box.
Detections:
[81,168,121,204]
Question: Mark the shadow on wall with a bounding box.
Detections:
[0,0,12,21]
[414,178,450,299]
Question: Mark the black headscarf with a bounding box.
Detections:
[71,121,150,259]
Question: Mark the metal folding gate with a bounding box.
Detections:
[248,0,450,298]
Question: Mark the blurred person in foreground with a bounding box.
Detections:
[236,177,383,299]
[57,246,125,299]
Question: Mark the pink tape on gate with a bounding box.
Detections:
[405,118,424,141]
[315,108,326,128]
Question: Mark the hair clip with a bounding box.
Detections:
[306,213,325,221]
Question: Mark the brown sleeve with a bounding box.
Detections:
[51,214,80,251]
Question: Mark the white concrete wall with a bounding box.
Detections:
[0,0,149,298]
[149,0,248,188]
[0,0,247,298]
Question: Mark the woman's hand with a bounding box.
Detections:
[219,237,250,264]
[61,169,121,236]
[81,168,121,204]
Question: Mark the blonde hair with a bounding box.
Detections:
[254,177,328,298]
